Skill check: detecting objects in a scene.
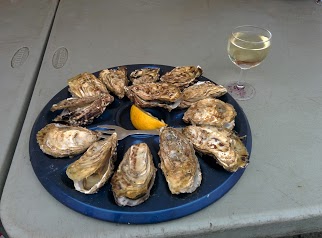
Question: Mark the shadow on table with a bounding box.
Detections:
[0,220,8,238]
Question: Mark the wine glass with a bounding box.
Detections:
[226,25,272,100]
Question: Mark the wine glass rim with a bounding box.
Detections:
[232,25,272,43]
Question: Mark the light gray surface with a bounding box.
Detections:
[0,0,58,195]
[1,0,322,237]
[0,1,58,236]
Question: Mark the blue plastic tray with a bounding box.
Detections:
[29,64,252,224]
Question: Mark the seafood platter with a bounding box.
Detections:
[29,64,252,224]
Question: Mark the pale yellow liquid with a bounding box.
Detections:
[228,32,271,69]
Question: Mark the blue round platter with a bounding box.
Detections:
[29,64,252,224]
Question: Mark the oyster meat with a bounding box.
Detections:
[36,123,101,158]
[125,82,182,111]
[182,98,236,130]
[179,81,227,108]
[99,66,129,99]
[158,127,202,194]
[183,125,249,172]
[129,67,160,85]
[66,133,118,194]
[111,143,157,206]
[68,72,108,98]
[160,66,202,88]
[52,93,114,126]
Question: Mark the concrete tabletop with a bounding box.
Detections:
[0,0,58,195]
[1,0,322,237]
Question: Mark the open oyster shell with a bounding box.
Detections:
[129,67,160,85]
[160,66,202,88]
[66,133,118,194]
[182,98,236,130]
[99,66,129,99]
[182,125,249,172]
[36,123,101,158]
[68,72,108,98]
[179,81,227,108]
[52,93,114,126]
[125,82,182,111]
[158,127,202,194]
[111,143,157,206]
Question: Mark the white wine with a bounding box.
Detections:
[227,32,271,69]
[225,26,271,100]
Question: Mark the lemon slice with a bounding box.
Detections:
[130,105,167,130]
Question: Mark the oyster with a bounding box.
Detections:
[52,93,114,126]
[111,143,157,206]
[182,98,236,130]
[99,66,129,99]
[66,133,117,194]
[129,67,160,85]
[125,82,182,111]
[182,125,249,172]
[160,66,202,88]
[179,81,227,108]
[36,123,101,158]
[51,95,103,111]
[158,127,202,194]
[68,72,108,98]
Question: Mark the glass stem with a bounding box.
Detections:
[237,69,248,89]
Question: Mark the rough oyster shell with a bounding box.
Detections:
[182,125,249,172]
[68,72,108,98]
[99,66,129,99]
[125,82,182,111]
[182,98,236,130]
[51,95,104,111]
[158,127,202,194]
[160,66,202,88]
[129,68,160,85]
[52,93,114,126]
[36,123,101,158]
[179,81,227,108]
[66,133,117,194]
[111,143,157,206]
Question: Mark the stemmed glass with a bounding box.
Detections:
[226,25,272,100]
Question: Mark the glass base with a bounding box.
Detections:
[225,81,255,101]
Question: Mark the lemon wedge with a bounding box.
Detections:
[130,105,167,130]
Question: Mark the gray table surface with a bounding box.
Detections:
[0,0,58,196]
[0,1,58,236]
[1,0,322,237]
